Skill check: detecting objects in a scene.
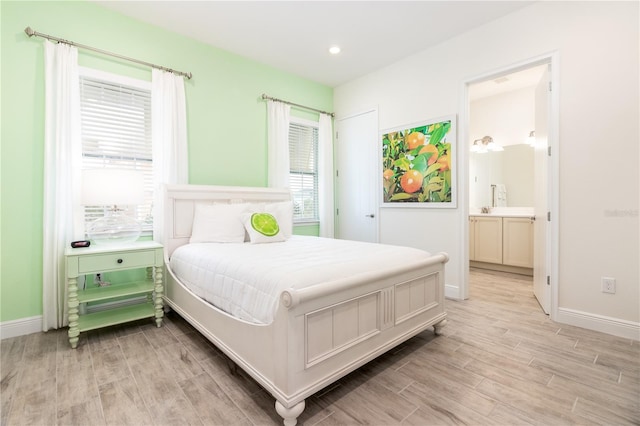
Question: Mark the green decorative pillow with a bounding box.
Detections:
[241,212,286,244]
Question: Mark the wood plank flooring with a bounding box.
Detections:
[2,268,639,425]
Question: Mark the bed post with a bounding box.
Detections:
[275,400,305,426]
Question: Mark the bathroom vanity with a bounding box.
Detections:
[469,208,534,276]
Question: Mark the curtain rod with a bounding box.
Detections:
[261,94,334,117]
[24,26,193,80]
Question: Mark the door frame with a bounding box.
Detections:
[459,52,560,321]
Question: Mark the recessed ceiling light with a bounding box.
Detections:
[329,46,341,55]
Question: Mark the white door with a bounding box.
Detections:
[335,109,378,242]
[533,65,551,313]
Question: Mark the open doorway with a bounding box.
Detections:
[465,58,556,315]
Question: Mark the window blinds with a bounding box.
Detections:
[289,122,319,221]
[79,75,153,231]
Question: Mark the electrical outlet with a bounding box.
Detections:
[602,277,616,294]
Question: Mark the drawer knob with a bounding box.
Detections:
[117,258,123,264]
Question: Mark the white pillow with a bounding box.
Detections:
[190,203,249,243]
[252,201,293,240]
[241,212,286,244]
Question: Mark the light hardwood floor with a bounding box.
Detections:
[2,268,639,425]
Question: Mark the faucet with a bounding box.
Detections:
[490,184,497,208]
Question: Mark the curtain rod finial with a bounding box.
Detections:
[25,27,35,37]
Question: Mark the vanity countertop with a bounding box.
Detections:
[469,207,535,218]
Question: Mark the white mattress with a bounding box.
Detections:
[169,235,432,324]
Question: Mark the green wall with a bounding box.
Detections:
[0,1,332,323]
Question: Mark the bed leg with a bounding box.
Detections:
[275,400,305,426]
[433,318,447,335]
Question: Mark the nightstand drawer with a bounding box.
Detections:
[78,250,156,274]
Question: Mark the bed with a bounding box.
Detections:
[162,184,448,425]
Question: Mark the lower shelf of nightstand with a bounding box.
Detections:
[78,302,156,332]
[78,280,155,304]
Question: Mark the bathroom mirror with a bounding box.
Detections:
[469,144,534,208]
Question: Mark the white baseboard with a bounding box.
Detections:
[445,284,461,300]
[0,316,42,340]
[556,308,640,341]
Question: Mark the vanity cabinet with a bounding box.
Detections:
[469,216,503,264]
[469,215,534,273]
[502,217,534,268]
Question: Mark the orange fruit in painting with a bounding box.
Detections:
[437,154,450,171]
[400,170,423,193]
[405,132,425,150]
[383,169,394,180]
[419,144,439,165]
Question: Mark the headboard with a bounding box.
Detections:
[163,184,292,260]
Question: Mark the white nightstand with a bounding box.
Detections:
[65,241,164,348]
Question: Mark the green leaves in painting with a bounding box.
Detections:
[381,120,453,203]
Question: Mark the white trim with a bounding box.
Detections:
[444,284,461,300]
[548,52,561,321]
[335,106,378,123]
[557,308,640,341]
[78,66,151,90]
[0,316,43,340]
[294,220,320,226]
[458,82,471,301]
[290,115,319,128]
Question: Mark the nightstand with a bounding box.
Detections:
[65,241,164,348]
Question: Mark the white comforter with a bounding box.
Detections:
[169,236,432,324]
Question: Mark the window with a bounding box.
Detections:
[289,118,319,222]
[79,68,153,232]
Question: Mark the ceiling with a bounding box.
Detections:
[93,1,533,87]
[469,64,547,101]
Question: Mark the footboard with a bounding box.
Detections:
[303,266,445,368]
[282,253,448,370]
[272,253,448,424]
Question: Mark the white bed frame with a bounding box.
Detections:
[163,184,448,425]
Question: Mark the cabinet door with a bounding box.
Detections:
[503,217,534,268]
[474,217,503,264]
[469,217,476,261]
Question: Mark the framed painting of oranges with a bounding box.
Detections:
[381,115,456,207]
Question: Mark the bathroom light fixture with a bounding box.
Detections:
[471,136,504,153]
[329,46,341,55]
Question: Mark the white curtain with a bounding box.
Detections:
[152,69,189,244]
[318,113,335,238]
[267,100,291,188]
[42,40,83,331]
